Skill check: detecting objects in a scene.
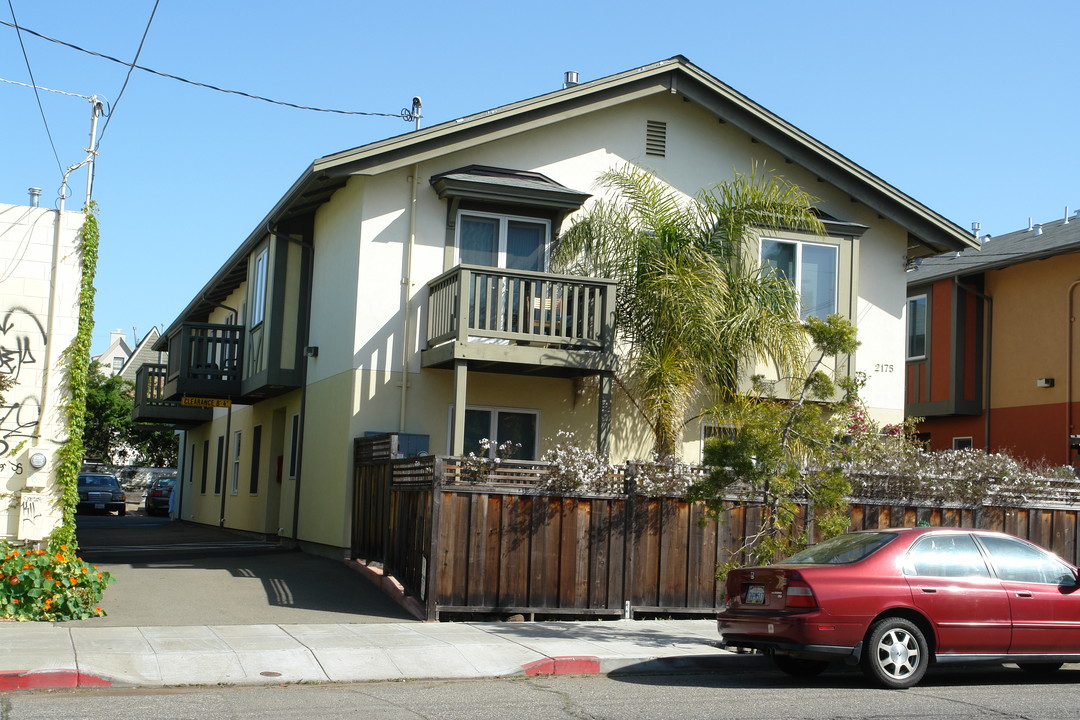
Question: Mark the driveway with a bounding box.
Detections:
[70,507,415,627]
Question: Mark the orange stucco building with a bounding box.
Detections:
[906,214,1080,466]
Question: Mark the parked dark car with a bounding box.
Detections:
[144,476,176,516]
[76,473,126,515]
[718,527,1080,688]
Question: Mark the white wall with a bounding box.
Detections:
[0,203,84,542]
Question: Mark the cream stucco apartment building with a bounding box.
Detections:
[135,57,977,557]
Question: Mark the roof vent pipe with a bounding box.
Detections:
[1028,217,1034,232]
[1066,206,1071,224]
[563,71,579,89]
[28,187,41,207]
[1035,223,1043,235]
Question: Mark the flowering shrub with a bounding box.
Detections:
[628,454,702,496]
[0,542,113,621]
[833,403,1079,506]
[539,431,616,493]
[459,438,522,481]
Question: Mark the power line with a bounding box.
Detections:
[0,75,95,100]
[97,0,159,147]
[6,2,63,176]
[0,18,416,120]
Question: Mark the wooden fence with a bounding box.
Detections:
[351,439,1080,621]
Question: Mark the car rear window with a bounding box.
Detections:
[78,475,119,488]
[778,532,896,565]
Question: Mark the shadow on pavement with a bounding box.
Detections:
[71,512,415,627]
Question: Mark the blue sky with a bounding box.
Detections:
[2,1,1077,355]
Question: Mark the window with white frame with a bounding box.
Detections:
[112,356,124,372]
[250,247,269,326]
[231,430,242,495]
[457,211,548,272]
[907,294,927,360]
[449,405,539,461]
[761,238,839,320]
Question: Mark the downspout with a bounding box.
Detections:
[1067,281,1080,464]
[399,164,420,433]
[266,224,314,546]
[954,277,992,453]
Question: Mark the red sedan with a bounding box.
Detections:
[717,527,1080,688]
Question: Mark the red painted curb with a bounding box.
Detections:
[0,669,112,691]
[521,656,601,676]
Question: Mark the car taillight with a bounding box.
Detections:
[785,580,817,608]
[151,489,164,497]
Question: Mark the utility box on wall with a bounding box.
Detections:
[363,431,430,458]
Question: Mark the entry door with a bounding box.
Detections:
[977,534,1080,654]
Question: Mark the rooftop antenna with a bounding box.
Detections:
[402,96,422,131]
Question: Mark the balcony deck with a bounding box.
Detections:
[421,265,616,377]
[160,323,243,400]
[132,363,212,426]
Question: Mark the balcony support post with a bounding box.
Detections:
[598,370,612,459]
[451,359,468,456]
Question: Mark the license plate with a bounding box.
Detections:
[94,503,105,509]
[745,585,766,604]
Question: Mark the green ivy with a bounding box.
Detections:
[51,202,99,550]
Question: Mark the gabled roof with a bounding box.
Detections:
[163,55,977,338]
[907,214,1080,285]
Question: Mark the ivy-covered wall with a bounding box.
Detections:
[0,202,87,542]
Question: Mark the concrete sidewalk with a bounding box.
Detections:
[0,619,731,691]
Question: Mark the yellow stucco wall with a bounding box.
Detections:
[987,252,1080,409]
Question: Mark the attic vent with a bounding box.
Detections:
[645,120,667,157]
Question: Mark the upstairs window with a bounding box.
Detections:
[761,238,838,320]
[907,295,927,360]
[250,247,269,327]
[458,211,548,272]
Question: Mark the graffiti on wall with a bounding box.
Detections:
[0,306,47,455]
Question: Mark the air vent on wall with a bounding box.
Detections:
[645,120,667,157]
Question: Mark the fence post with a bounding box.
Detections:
[381,460,392,569]
[425,459,444,621]
[622,464,637,620]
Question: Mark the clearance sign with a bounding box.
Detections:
[181,396,232,408]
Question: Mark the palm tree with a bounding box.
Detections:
[554,164,825,458]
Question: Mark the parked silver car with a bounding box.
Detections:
[144,476,176,516]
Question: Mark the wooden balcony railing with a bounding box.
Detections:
[425,265,616,352]
[163,323,244,399]
[132,363,211,425]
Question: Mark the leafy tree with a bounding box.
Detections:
[691,314,861,571]
[84,365,176,467]
[555,164,825,457]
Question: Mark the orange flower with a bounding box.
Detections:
[54,554,66,562]
[21,563,30,570]
[94,607,102,614]
[96,572,102,579]
[9,576,17,584]
[81,567,89,573]
[69,577,78,585]
[12,599,18,604]
[35,549,44,556]
[60,545,67,552]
